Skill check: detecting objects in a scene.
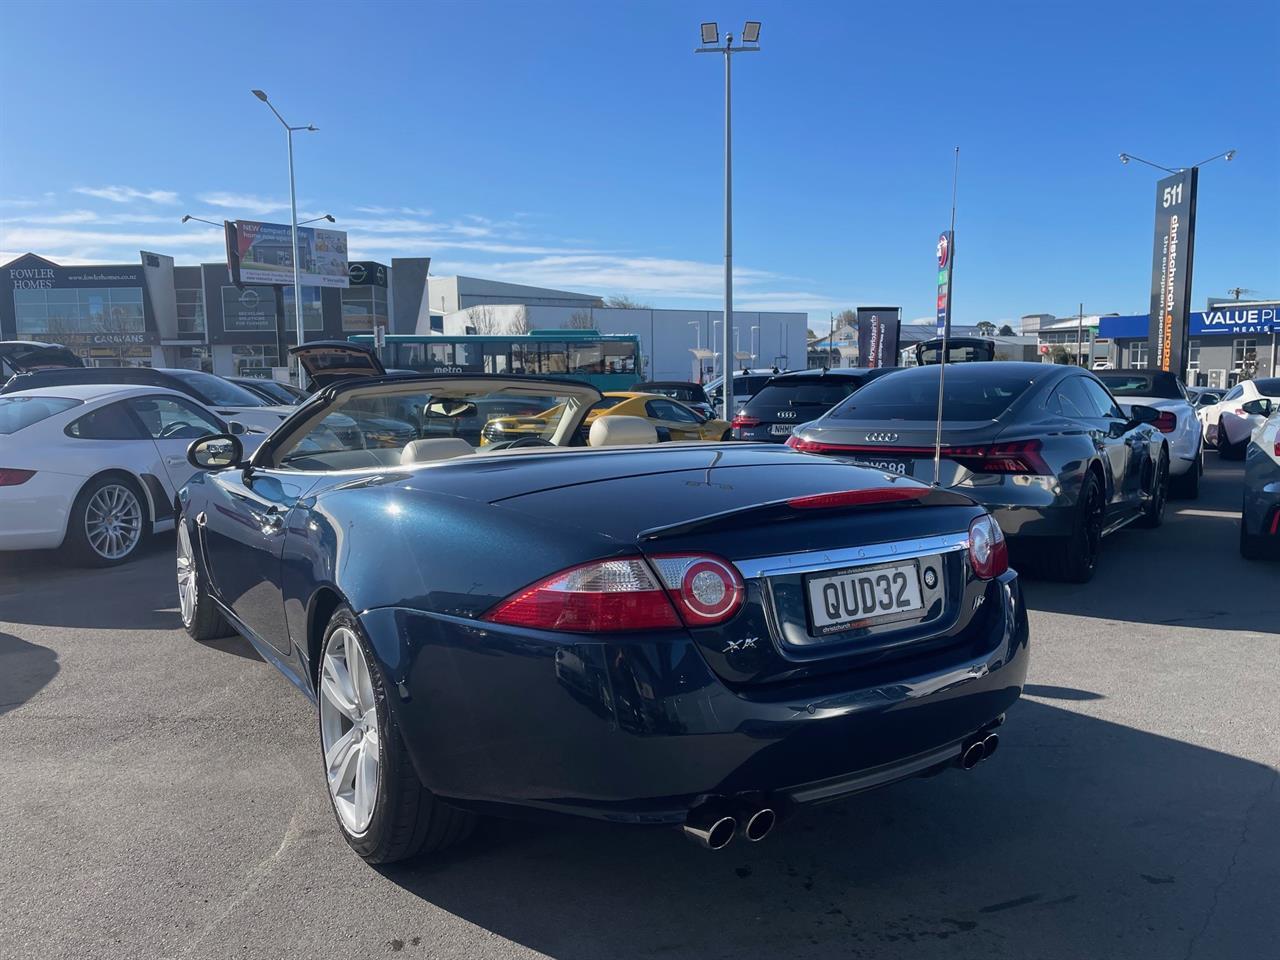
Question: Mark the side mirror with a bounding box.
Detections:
[187,433,245,470]
[1128,404,1160,426]
[228,420,248,436]
[1241,398,1274,416]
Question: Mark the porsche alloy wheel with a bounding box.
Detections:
[320,625,382,837]
[85,483,143,561]
[176,516,232,641]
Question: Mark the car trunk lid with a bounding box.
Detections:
[289,340,386,388]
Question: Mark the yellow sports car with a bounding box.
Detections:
[480,392,732,445]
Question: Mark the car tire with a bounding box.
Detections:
[176,515,234,641]
[318,605,475,864]
[1036,471,1105,583]
[1217,418,1246,460]
[1135,449,1169,528]
[1239,503,1275,561]
[1170,450,1201,499]
[62,473,149,567]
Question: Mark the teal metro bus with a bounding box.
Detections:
[349,330,641,391]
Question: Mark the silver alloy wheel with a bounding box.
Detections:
[319,626,380,836]
[85,483,143,560]
[176,522,197,627]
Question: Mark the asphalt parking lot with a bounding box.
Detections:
[1,456,1276,960]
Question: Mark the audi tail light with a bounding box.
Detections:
[948,440,1051,475]
[731,414,761,429]
[1153,412,1177,433]
[0,468,36,486]
[968,515,1009,579]
[484,554,744,633]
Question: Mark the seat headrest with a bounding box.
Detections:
[589,415,658,447]
[400,437,474,464]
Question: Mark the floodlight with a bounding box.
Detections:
[181,214,192,223]
[741,21,761,43]
[1119,154,1129,164]
[700,22,718,45]
[251,89,269,102]
[1225,149,1236,161]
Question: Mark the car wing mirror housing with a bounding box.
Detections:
[1241,399,1273,416]
[227,420,248,435]
[1128,404,1160,426]
[187,433,246,471]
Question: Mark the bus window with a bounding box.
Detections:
[604,342,636,374]
[456,342,483,371]
[483,342,510,374]
[535,342,568,374]
[426,343,454,366]
[570,343,606,374]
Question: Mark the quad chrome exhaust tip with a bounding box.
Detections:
[742,807,777,843]
[683,809,737,850]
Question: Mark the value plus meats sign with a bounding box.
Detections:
[1147,169,1198,375]
[936,231,953,336]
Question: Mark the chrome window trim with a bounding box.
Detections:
[734,531,970,581]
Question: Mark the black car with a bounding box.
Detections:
[731,368,900,443]
[178,372,1028,864]
[634,381,714,419]
[787,363,1170,582]
[229,375,310,405]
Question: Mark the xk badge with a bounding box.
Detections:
[725,637,758,653]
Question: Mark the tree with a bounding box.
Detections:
[508,306,531,336]
[603,295,651,310]
[1050,345,1073,365]
[832,309,856,329]
[563,309,595,330]
[464,305,502,335]
[807,329,818,341]
[976,320,997,336]
[998,323,1016,336]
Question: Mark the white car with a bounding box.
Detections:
[1198,377,1280,460]
[0,384,260,565]
[1095,369,1203,498]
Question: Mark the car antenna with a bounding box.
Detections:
[933,146,959,487]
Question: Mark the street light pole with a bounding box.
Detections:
[252,90,317,384]
[697,21,760,417]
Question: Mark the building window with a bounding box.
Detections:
[176,286,205,336]
[1233,338,1258,376]
[221,286,323,334]
[13,286,145,337]
[340,286,388,332]
[1187,339,1200,371]
[1128,341,1148,368]
[231,344,280,377]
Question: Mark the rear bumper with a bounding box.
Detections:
[359,570,1029,824]
[0,471,81,551]
[1242,447,1280,537]
[958,475,1077,539]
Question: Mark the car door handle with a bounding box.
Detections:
[261,509,285,534]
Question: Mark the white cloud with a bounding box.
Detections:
[354,205,435,217]
[73,185,179,204]
[198,192,289,216]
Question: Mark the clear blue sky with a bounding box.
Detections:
[1,0,1276,329]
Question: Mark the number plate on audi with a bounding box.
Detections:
[805,560,924,635]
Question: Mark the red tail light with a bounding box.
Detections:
[949,440,1051,475]
[1153,412,1177,433]
[731,414,760,428]
[968,515,1008,579]
[483,554,744,633]
[0,468,36,486]
[787,487,928,509]
[785,436,1050,474]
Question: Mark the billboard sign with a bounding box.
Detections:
[936,231,953,335]
[228,220,349,288]
[347,261,387,287]
[855,306,902,368]
[1193,302,1276,336]
[1146,169,1198,375]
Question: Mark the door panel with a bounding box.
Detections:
[202,469,310,654]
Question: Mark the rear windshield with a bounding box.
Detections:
[0,395,81,434]
[828,366,1036,421]
[747,378,860,410]
[1255,378,1280,398]
[643,385,704,403]
[1096,373,1181,399]
[174,371,269,407]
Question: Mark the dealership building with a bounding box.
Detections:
[1,252,432,377]
[1094,301,1278,387]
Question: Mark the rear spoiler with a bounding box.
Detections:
[637,484,974,542]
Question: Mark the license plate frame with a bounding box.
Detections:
[769,423,794,436]
[804,559,926,636]
[849,456,910,476]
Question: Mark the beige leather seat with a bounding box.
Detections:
[400,437,474,464]
[589,416,658,447]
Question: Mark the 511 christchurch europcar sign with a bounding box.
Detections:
[1147,169,1198,375]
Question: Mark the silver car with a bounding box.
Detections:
[1240,400,1280,561]
[786,362,1169,582]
